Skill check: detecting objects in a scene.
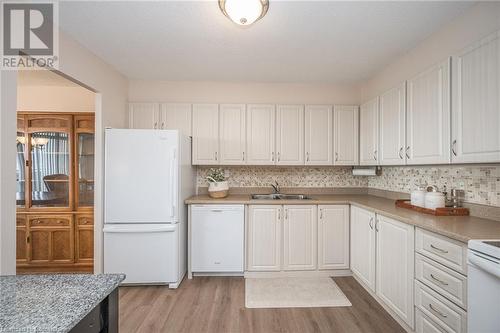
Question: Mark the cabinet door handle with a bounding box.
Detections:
[319,209,323,219]
[161,122,165,129]
[215,151,218,161]
[278,209,281,220]
[375,219,379,232]
[452,140,457,156]
[154,122,158,129]
[405,146,410,159]
[373,150,377,161]
[272,152,275,162]
[306,152,310,162]
[429,304,448,318]
[242,151,245,161]
[369,217,374,230]
[335,152,339,162]
[430,244,448,254]
[399,147,403,159]
[285,209,288,219]
[430,273,449,286]
[277,152,281,162]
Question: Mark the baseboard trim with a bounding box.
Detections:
[192,272,244,277]
[244,269,352,279]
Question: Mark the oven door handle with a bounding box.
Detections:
[468,250,500,279]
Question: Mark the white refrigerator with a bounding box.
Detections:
[103,129,195,287]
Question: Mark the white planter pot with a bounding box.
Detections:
[208,181,229,198]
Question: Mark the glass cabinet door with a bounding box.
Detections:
[76,132,95,207]
[16,132,26,208]
[30,131,71,208]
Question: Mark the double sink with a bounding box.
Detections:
[251,194,311,200]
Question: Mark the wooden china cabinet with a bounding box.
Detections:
[16,112,95,273]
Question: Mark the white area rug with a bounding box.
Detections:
[245,277,352,308]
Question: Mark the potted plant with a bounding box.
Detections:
[206,168,229,198]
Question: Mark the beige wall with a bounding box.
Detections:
[360,2,500,101]
[129,80,361,105]
[17,85,95,112]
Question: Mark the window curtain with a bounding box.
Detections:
[31,132,69,192]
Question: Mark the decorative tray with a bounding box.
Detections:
[395,200,469,216]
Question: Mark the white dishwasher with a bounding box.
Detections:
[191,205,244,273]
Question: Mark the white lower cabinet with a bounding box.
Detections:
[351,206,415,329]
[375,214,415,329]
[283,205,317,271]
[248,204,350,273]
[350,206,377,291]
[247,205,281,271]
[416,308,448,333]
[318,205,349,270]
[415,280,467,333]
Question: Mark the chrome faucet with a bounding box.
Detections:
[270,181,281,194]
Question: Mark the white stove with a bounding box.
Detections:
[468,239,500,333]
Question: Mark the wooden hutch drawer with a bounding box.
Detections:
[16,214,27,226]
[29,215,72,227]
[76,215,94,226]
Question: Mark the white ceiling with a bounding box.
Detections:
[59,1,474,84]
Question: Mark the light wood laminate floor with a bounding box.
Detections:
[119,276,405,333]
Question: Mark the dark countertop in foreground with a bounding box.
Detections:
[185,194,500,243]
[0,274,125,333]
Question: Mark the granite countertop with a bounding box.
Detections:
[0,274,125,333]
[185,194,500,243]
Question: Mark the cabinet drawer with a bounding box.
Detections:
[16,214,26,226]
[415,254,467,309]
[415,228,467,275]
[29,216,72,227]
[415,280,467,333]
[77,215,93,226]
[415,308,448,333]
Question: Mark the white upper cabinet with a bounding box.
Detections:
[360,97,379,166]
[407,59,451,165]
[161,103,192,136]
[283,205,317,271]
[276,105,305,165]
[376,215,415,329]
[333,105,359,165]
[452,30,500,164]
[246,104,276,165]
[129,103,160,129]
[350,206,376,292]
[192,104,219,165]
[379,83,406,165]
[247,205,281,272]
[219,104,246,165]
[304,105,333,165]
[318,205,350,270]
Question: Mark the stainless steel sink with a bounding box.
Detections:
[251,194,311,200]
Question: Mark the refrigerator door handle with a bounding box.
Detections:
[103,225,176,233]
[170,149,177,218]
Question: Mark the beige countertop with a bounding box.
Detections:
[185,194,500,243]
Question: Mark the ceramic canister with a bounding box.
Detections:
[424,192,446,210]
[411,189,426,207]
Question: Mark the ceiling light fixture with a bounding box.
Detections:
[219,0,269,26]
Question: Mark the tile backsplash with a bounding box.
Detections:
[197,166,368,188]
[368,165,500,207]
[197,164,500,207]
